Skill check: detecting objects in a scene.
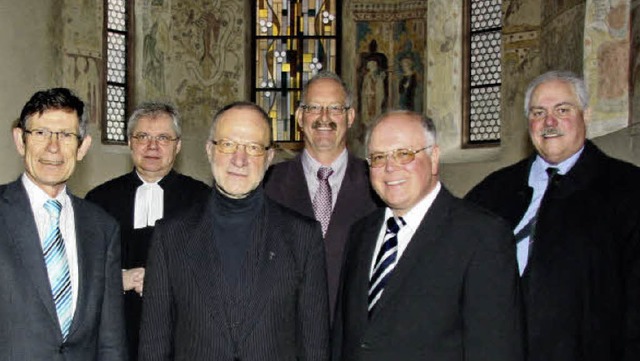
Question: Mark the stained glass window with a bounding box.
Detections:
[103,0,131,144]
[252,0,340,144]
[463,0,502,146]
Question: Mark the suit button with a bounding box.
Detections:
[360,342,370,349]
[59,344,66,353]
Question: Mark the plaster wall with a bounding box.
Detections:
[0,0,61,185]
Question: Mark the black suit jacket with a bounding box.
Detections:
[0,179,126,361]
[465,140,640,361]
[138,192,330,361]
[264,152,382,318]
[85,169,209,360]
[333,187,523,361]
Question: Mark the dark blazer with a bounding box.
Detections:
[333,187,523,361]
[138,192,330,361]
[85,169,210,360]
[465,140,640,361]
[264,152,382,318]
[0,179,126,361]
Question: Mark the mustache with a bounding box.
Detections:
[311,120,338,130]
[539,127,565,138]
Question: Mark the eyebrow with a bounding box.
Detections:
[529,101,576,110]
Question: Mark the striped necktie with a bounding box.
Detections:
[368,216,405,316]
[43,199,73,340]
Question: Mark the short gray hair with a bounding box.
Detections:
[300,71,353,108]
[127,101,182,138]
[364,110,437,156]
[523,70,589,117]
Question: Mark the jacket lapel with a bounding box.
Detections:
[1,180,60,329]
[183,203,234,344]
[369,189,453,320]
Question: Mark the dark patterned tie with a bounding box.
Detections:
[43,199,73,340]
[368,216,405,316]
[515,167,560,245]
[312,167,334,237]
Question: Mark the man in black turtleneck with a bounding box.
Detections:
[138,101,330,361]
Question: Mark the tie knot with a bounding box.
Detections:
[386,216,406,234]
[44,199,62,219]
[317,167,334,181]
[546,167,559,177]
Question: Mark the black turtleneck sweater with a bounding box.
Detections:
[209,186,264,286]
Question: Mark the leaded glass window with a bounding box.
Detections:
[103,0,131,144]
[252,0,340,145]
[463,0,502,146]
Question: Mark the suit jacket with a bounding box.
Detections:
[465,140,640,361]
[333,187,523,361]
[264,152,382,318]
[85,169,210,360]
[138,191,330,361]
[0,179,126,361]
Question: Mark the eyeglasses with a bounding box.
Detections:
[528,103,578,121]
[23,129,80,145]
[211,139,271,157]
[130,133,180,146]
[366,146,432,168]
[300,104,350,116]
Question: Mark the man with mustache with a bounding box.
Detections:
[264,71,382,321]
[466,70,640,361]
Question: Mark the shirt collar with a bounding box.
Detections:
[531,145,584,184]
[301,148,348,176]
[383,181,442,231]
[21,173,70,209]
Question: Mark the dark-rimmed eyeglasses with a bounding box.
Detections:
[23,129,80,145]
[130,133,180,146]
[300,104,350,116]
[366,146,432,168]
[211,139,271,157]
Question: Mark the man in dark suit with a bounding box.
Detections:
[0,88,126,360]
[264,71,381,319]
[138,101,329,361]
[465,70,640,361]
[85,101,209,360]
[333,110,523,361]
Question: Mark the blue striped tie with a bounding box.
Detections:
[368,216,405,316]
[43,199,73,340]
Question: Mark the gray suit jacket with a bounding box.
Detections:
[138,192,330,361]
[0,179,126,361]
[333,188,524,361]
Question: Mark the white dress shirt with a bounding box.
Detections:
[22,174,79,314]
[370,182,442,276]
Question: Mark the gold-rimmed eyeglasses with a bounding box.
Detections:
[130,133,180,146]
[300,104,350,116]
[211,139,271,157]
[23,128,80,145]
[366,146,432,168]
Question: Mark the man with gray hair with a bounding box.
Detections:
[265,71,382,320]
[86,101,209,360]
[466,70,640,361]
[333,110,523,361]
